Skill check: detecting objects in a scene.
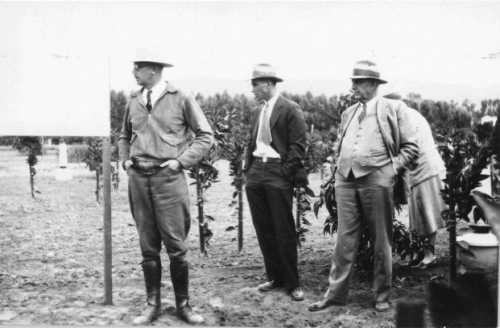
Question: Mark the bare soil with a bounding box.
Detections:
[0,146,450,327]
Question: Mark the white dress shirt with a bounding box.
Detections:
[142,80,167,108]
[253,92,281,159]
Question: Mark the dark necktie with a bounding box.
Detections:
[146,90,152,112]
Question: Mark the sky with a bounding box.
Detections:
[1,1,500,103]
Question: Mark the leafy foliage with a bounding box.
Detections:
[440,128,492,224]
[314,174,430,269]
[202,93,253,250]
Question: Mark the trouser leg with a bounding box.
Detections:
[246,183,283,283]
[359,183,394,303]
[128,169,163,263]
[149,168,191,306]
[324,185,361,303]
[265,185,299,290]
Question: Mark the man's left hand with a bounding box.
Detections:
[160,159,182,172]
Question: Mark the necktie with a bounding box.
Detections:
[146,90,152,112]
[258,102,272,145]
[358,102,367,123]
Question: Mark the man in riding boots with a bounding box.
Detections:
[119,49,213,324]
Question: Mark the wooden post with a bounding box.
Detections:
[95,170,100,203]
[449,202,457,283]
[29,164,35,198]
[238,161,243,252]
[102,137,112,305]
[497,242,500,328]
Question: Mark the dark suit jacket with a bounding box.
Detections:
[245,94,307,184]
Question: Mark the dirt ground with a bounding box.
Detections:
[0,146,451,327]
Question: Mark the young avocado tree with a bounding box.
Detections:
[188,148,219,255]
[14,136,42,198]
[213,94,253,251]
[83,138,104,203]
[439,128,492,281]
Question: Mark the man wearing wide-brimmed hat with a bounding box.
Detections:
[244,63,308,301]
[309,60,419,312]
[119,49,213,324]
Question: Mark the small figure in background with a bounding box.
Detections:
[58,138,68,168]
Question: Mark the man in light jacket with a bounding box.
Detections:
[309,60,419,312]
[119,49,213,325]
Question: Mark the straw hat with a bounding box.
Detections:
[133,48,173,67]
[351,60,386,84]
[251,63,283,82]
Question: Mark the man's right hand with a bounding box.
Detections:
[122,159,133,171]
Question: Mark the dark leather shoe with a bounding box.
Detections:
[177,301,204,324]
[290,287,304,301]
[308,299,344,312]
[132,301,162,325]
[375,301,391,312]
[257,280,280,292]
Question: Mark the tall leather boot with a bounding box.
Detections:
[133,260,162,325]
[170,258,204,324]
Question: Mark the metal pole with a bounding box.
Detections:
[102,137,112,305]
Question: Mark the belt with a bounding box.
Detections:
[253,157,281,164]
[131,157,165,175]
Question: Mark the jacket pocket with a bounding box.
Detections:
[158,132,184,146]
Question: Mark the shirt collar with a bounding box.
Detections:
[144,80,166,95]
[131,81,177,98]
[265,91,280,110]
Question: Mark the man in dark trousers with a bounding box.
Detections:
[244,63,307,301]
[119,49,213,324]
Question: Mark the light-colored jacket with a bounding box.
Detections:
[336,96,419,172]
[118,83,213,169]
[407,108,446,186]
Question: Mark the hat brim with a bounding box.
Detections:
[351,76,387,84]
[250,76,284,83]
[133,61,174,68]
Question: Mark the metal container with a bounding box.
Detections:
[456,232,498,273]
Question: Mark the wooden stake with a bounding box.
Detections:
[102,137,112,305]
[449,203,457,283]
[238,164,243,252]
[497,243,500,328]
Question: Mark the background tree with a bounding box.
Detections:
[14,137,42,198]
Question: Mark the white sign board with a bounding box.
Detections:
[0,53,110,136]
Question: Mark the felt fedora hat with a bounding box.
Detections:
[133,48,173,67]
[251,63,283,82]
[351,60,387,84]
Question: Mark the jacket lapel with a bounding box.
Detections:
[135,88,146,108]
[251,106,261,141]
[340,103,361,140]
[269,95,284,130]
